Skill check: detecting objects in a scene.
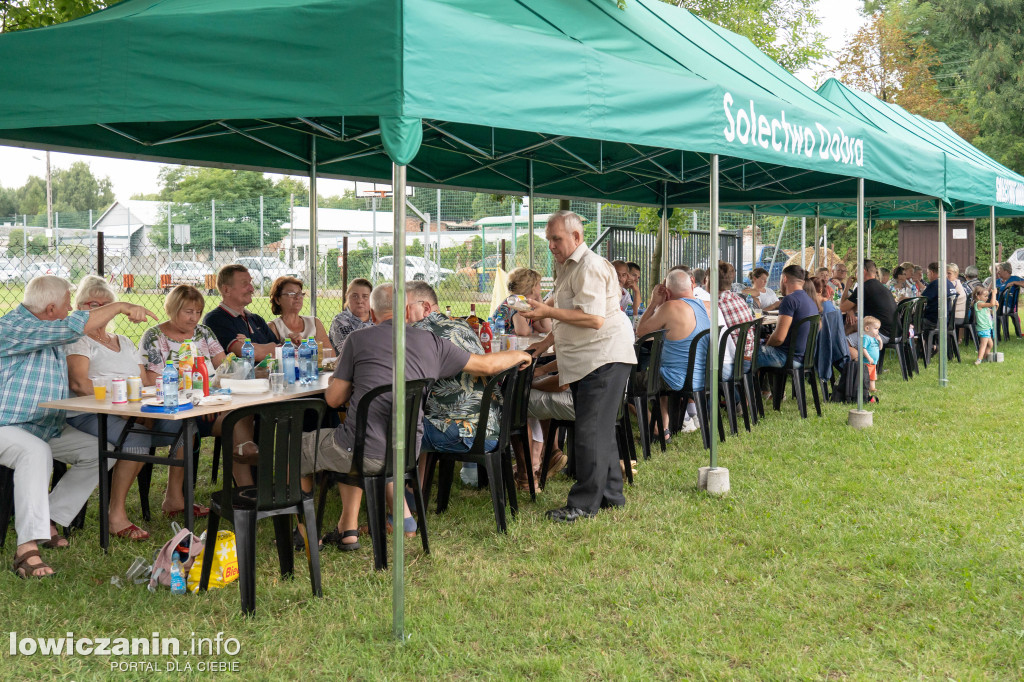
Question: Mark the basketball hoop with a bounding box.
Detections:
[355,182,414,198]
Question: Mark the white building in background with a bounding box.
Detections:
[90,199,165,252]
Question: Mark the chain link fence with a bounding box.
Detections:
[3,190,1020,342]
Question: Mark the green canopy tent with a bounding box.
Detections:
[0,0,958,634]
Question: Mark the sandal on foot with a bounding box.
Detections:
[40,530,69,549]
[321,529,360,551]
[164,503,210,519]
[112,523,150,541]
[235,440,259,466]
[13,550,55,579]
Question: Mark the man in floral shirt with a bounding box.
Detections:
[406,282,499,485]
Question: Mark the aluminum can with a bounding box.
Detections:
[127,376,142,402]
[111,377,128,404]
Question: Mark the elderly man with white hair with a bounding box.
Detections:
[636,268,711,435]
[522,210,637,524]
[0,276,156,578]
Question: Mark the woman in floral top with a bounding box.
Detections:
[138,285,257,488]
[494,268,552,336]
[328,278,373,354]
[887,266,917,300]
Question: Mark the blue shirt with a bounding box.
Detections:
[0,306,88,440]
[660,298,710,391]
[203,304,276,354]
[922,278,957,324]
[778,289,819,362]
[996,275,1022,294]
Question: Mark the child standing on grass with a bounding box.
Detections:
[972,284,997,364]
[861,316,881,393]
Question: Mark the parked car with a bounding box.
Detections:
[372,256,452,284]
[455,254,504,289]
[741,246,789,289]
[158,261,214,291]
[22,261,70,283]
[235,257,302,289]
[1007,247,1024,278]
[0,257,21,284]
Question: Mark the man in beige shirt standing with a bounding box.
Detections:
[522,211,637,523]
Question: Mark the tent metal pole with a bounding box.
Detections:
[938,199,948,387]
[814,205,821,270]
[751,205,757,276]
[660,182,668,280]
[866,218,872,260]
[991,206,998,357]
[709,155,720,470]
[391,163,408,642]
[528,160,535,271]
[308,137,318,317]
[801,217,806,269]
[856,178,865,411]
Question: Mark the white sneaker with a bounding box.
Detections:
[680,416,699,433]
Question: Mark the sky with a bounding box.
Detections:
[0,1,868,204]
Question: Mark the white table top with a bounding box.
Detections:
[39,374,330,420]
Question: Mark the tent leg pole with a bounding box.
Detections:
[814,205,821,270]
[391,163,408,641]
[938,200,948,387]
[308,137,318,317]
[660,182,668,282]
[849,179,871,428]
[991,206,998,358]
[706,154,726,494]
[751,205,757,278]
[801,217,806,270]
[528,160,535,271]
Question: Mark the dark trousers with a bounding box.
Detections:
[566,362,632,513]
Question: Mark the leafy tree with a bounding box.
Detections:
[832,10,977,140]
[0,0,117,33]
[0,185,18,216]
[51,161,114,212]
[6,228,49,256]
[674,0,826,73]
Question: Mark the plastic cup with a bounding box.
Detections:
[125,556,149,581]
[93,384,107,401]
[269,372,286,393]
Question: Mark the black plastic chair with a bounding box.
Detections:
[911,296,933,369]
[315,379,433,571]
[198,398,326,616]
[745,318,766,422]
[718,320,756,434]
[423,365,520,534]
[0,465,12,548]
[660,328,721,451]
[878,298,916,381]
[997,286,1021,341]
[626,329,667,459]
[539,418,574,490]
[925,292,960,363]
[505,357,540,500]
[761,314,822,419]
[957,297,979,350]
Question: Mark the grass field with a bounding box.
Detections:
[2,340,1023,680]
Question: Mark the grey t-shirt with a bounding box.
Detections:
[332,319,470,467]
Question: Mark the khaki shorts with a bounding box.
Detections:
[301,429,361,477]
[528,389,575,421]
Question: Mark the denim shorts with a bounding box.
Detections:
[422,420,497,453]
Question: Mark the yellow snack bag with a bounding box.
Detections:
[187,530,239,592]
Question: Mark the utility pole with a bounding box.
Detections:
[46,151,53,248]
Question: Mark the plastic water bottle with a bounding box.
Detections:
[306,337,319,382]
[495,317,506,352]
[626,302,634,318]
[240,338,255,379]
[282,339,296,385]
[162,361,178,413]
[298,338,313,384]
[170,552,186,595]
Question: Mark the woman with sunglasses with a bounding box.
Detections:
[268,276,329,348]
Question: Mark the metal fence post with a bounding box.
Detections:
[801,217,806,269]
[259,195,264,259]
[342,236,349,293]
[211,199,216,264]
[97,232,105,277]
[168,203,172,262]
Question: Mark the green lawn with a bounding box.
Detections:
[3,341,1023,680]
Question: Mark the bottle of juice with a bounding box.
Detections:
[479,321,493,353]
[466,304,480,335]
[178,340,194,390]
[193,356,210,397]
